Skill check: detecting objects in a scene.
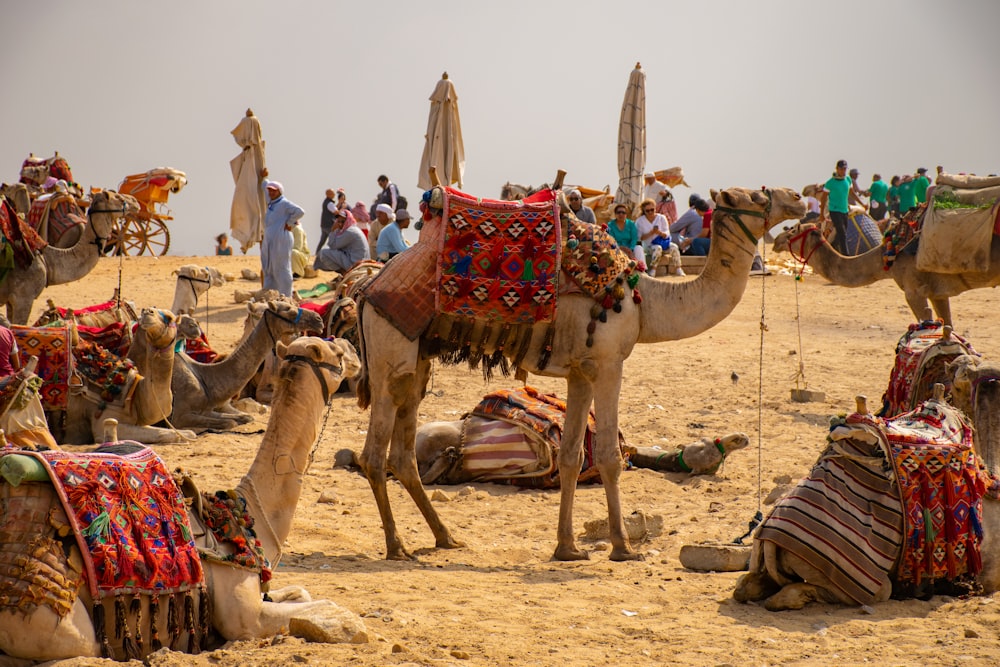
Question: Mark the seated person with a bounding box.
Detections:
[314,208,370,273]
[606,203,643,268]
[670,198,711,254]
[635,198,684,276]
[290,221,313,278]
[376,208,413,261]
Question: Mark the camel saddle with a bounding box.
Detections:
[915,185,1000,274]
[0,197,47,277]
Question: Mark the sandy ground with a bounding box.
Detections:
[21,251,1000,667]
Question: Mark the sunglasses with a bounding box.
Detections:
[642,207,654,213]
[615,209,626,215]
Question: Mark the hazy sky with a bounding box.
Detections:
[3,0,999,256]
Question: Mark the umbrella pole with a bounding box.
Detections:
[429,165,442,187]
[552,170,566,190]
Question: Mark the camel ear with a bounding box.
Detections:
[330,338,361,379]
[275,340,289,359]
[750,190,769,206]
[715,189,734,208]
[710,188,719,202]
[172,269,179,276]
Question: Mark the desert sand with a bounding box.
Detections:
[25,250,1000,667]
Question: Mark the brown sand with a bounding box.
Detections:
[32,254,1000,667]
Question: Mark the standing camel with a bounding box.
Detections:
[355,186,805,561]
[773,222,1000,326]
[0,190,139,324]
[0,337,363,661]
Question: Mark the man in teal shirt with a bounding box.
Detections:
[868,173,889,221]
[897,174,918,213]
[821,159,852,254]
[914,167,931,204]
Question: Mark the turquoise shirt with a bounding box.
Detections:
[606,218,639,251]
[824,176,852,214]
[869,179,889,204]
[914,175,931,203]
[898,180,918,211]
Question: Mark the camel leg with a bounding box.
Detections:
[592,371,640,561]
[929,296,952,327]
[903,290,934,323]
[385,358,463,551]
[552,373,594,561]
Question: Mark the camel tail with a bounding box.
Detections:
[355,299,371,410]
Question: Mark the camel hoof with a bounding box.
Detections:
[552,546,590,561]
[385,545,416,561]
[609,548,644,562]
[436,536,465,550]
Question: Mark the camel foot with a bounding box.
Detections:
[733,572,780,603]
[552,545,590,561]
[435,535,465,550]
[609,547,644,562]
[385,546,416,561]
[763,583,820,611]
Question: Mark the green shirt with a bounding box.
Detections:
[868,179,889,204]
[898,180,917,212]
[824,176,852,214]
[914,175,931,203]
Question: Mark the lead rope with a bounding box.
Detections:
[790,266,808,391]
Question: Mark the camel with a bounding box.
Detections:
[773,222,1000,327]
[0,190,140,324]
[733,383,1000,610]
[169,301,324,431]
[0,337,364,661]
[171,264,226,315]
[63,308,197,445]
[355,185,805,561]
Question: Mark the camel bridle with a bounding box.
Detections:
[261,307,306,345]
[282,353,342,405]
[86,193,127,254]
[786,226,824,269]
[712,188,774,250]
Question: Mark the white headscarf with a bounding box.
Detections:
[376,203,395,219]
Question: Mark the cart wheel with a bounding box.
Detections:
[105,216,171,255]
[144,220,171,256]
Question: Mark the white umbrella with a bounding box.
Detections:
[615,63,646,208]
[418,72,465,190]
[229,108,267,253]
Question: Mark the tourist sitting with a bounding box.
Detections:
[567,189,596,224]
[376,208,413,261]
[606,203,643,268]
[635,198,683,276]
[670,197,710,254]
[314,208,370,273]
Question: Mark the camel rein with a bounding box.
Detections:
[262,307,306,346]
[283,354,342,404]
[786,226,823,270]
[86,196,125,253]
[713,188,773,249]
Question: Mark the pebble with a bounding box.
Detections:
[450,649,470,659]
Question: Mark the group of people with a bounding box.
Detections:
[216,173,417,297]
[812,159,932,254]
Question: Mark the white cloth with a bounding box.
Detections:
[229,114,267,253]
[642,180,669,204]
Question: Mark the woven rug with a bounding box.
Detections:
[755,420,904,606]
[28,195,86,246]
[77,322,133,358]
[0,197,46,272]
[879,321,978,417]
[437,187,560,324]
[183,333,218,363]
[73,339,139,405]
[882,401,995,587]
[12,324,73,409]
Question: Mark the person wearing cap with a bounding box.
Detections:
[314,208,370,273]
[867,174,889,222]
[566,189,596,224]
[820,159,852,254]
[369,203,394,259]
[914,167,931,204]
[642,172,669,207]
[259,168,304,297]
[376,208,412,261]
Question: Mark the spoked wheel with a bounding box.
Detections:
[104,215,171,255]
[143,220,171,256]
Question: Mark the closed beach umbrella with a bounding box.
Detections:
[418,72,465,190]
[229,108,267,253]
[615,63,646,208]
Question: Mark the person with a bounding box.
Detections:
[670,198,710,254]
[642,172,669,205]
[848,168,866,207]
[316,188,337,254]
[369,203,394,259]
[567,189,596,223]
[335,188,348,211]
[897,173,918,214]
[376,208,412,261]
[914,167,931,204]
[868,173,889,222]
[215,233,233,255]
[606,203,643,268]
[0,316,20,379]
[290,221,314,279]
[635,198,683,276]
[690,198,714,256]
[655,188,677,224]
[820,159,852,254]
[351,200,371,236]
[314,208,370,273]
[887,175,901,218]
[259,168,303,297]
[802,186,822,223]
[370,174,402,220]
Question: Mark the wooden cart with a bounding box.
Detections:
[108,167,186,255]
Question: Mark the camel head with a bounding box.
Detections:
[176,313,203,341]
[947,353,1000,475]
[173,264,226,288]
[87,190,141,252]
[771,222,821,254]
[711,187,806,239]
[274,336,361,397]
[137,307,178,350]
[267,299,325,338]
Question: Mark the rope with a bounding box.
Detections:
[790,268,808,390]
[236,476,283,564]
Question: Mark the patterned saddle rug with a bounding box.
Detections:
[879,321,978,417]
[27,194,86,246]
[0,197,47,277]
[12,324,73,410]
[73,339,140,405]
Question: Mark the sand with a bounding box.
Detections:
[26,252,1000,667]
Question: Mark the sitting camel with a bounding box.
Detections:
[0,337,364,661]
[171,264,227,315]
[63,308,197,445]
[355,183,805,561]
[0,190,140,324]
[773,221,1000,327]
[170,301,324,431]
[733,383,1000,610]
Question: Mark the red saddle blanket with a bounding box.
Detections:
[13,325,73,410]
[0,198,46,272]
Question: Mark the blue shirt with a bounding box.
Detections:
[670,208,704,239]
[376,221,408,258]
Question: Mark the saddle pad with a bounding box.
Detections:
[78,321,133,358]
[916,201,998,273]
[0,198,47,269]
[21,447,204,599]
[461,415,549,478]
[843,210,883,256]
[13,325,73,409]
[73,339,139,405]
[437,186,560,324]
[28,195,85,245]
[755,422,904,606]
